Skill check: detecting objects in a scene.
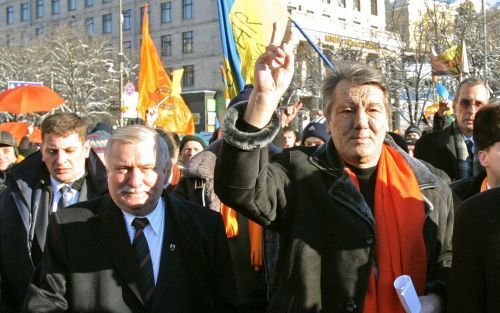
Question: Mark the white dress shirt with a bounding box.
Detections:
[50,176,81,213]
[122,198,165,284]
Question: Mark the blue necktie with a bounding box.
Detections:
[465,140,474,160]
[57,185,72,210]
[132,218,155,305]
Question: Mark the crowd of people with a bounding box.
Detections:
[0,26,498,313]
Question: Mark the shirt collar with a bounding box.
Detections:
[50,176,74,193]
[122,197,165,235]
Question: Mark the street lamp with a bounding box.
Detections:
[118,0,124,126]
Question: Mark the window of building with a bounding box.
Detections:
[68,0,76,11]
[182,31,193,53]
[353,0,360,11]
[183,65,194,87]
[85,0,94,8]
[183,0,192,20]
[6,6,14,25]
[35,26,44,38]
[52,0,60,15]
[161,2,172,23]
[338,0,346,8]
[102,13,111,33]
[21,3,29,22]
[85,17,94,34]
[122,9,131,31]
[36,0,44,18]
[102,0,111,3]
[140,6,150,27]
[161,34,172,56]
[371,0,378,15]
[123,40,131,55]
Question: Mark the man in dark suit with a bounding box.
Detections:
[23,125,237,313]
[414,78,490,181]
[0,112,108,313]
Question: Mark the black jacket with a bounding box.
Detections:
[214,102,455,313]
[0,150,108,313]
[22,193,237,313]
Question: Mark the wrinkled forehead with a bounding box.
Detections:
[334,82,386,105]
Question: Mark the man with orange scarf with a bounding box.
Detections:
[214,25,454,313]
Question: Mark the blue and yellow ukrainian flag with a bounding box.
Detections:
[217,0,288,98]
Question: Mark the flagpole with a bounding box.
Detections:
[481,0,488,79]
[118,0,124,127]
[289,18,334,69]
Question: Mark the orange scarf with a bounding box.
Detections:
[220,204,263,271]
[480,177,489,192]
[346,145,427,313]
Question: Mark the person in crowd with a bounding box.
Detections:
[214,27,454,312]
[447,187,500,312]
[178,134,207,167]
[301,116,330,147]
[433,99,454,132]
[0,112,108,313]
[405,124,422,142]
[87,122,113,166]
[155,128,182,192]
[451,104,500,201]
[23,125,237,313]
[415,78,490,181]
[0,131,23,193]
[281,126,298,148]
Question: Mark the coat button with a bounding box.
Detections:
[366,235,374,245]
[346,302,357,312]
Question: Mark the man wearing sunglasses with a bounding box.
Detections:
[415,78,490,181]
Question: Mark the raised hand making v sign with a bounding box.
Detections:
[243,23,297,129]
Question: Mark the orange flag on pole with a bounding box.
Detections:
[137,4,194,135]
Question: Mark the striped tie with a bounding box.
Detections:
[132,218,155,305]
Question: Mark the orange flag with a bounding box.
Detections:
[137,4,194,135]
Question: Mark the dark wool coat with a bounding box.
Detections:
[214,102,455,313]
[448,188,500,313]
[0,150,108,313]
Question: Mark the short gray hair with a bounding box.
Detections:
[321,62,390,119]
[454,77,490,104]
[104,125,169,170]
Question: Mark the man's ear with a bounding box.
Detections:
[478,150,488,168]
[83,140,91,158]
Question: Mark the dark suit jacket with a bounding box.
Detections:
[414,125,459,181]
[0,151,108,313]
[22,193,237,313]
[448,188,500,312]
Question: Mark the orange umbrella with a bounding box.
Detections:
[0,85,64,113]
[0,122,41,143]
[28,127,42,144]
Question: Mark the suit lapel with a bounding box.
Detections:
[90,195,144,307]
[150,195,182,311]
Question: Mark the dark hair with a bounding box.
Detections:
[321,62,390,119]
[473,104,500,151]
[41,112,87,142]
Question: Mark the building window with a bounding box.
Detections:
[68,0,76,11]
[102,13,112,33]
[35,26,44,38]
[6,6,14,25]
[161,34,172,56]
[21,3,29,22]
[182,31,193,53]
[161,2,171,23]
[36,0,44,18]
[122,9,131,31]
[140,6,150,27]
[371,0,377,15]
[102,0,111,3]
[182,0,192,20]
[85,17,94,34]
[123,40,131,55]
[353,0,360,11]
[338,0,346,8]
[85,0,94,8]
[183,65,194,87]
[52,0,60,15]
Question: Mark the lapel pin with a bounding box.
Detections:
[169,243,176,252]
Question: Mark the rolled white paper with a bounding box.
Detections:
[393,275,422,313]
